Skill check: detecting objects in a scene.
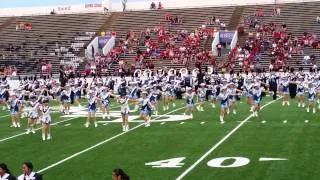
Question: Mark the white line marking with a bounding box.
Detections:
[237,121,251,123]
[38,105,188,173]
[0,114,9,118]
[200,122,206,125]
[283,120,287,124]
[259,157,288,161]
[304,120,309,123]
[261,121,266,124]
[176,99,279,180]
[0,117,79,143]
[0,105,122,143]
[64,123,71,127]
[103,123,108,126]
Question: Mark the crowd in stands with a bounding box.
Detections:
[0,66,17,76]
[83,13,230,76]
[15,23,32,31]
[223,8,319,72]
[150,2,163,10]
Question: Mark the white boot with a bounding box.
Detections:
[307,108,310,113]
[233,109,237,115]
[47,134,52,140]
[219,116,224,124]
[42,134,46,141]
[26,129,31,135]
[313,108,316,114]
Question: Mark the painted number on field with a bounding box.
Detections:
[145,157,186,168]
[207,157,250,168]
[146,156,286,168]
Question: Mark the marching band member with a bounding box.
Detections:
[116,94,135,132]
[0,84,8,110]
[61,84,72,114]
[228,82,240,115]
[244,77,254,112]
[100,87,111,119]
[140,91,152,127]
[295,77,306,108]
[217,86,229,124]
[197,83,206,111]
[252,83,264,117]
[9,93,21,128]
[184,87,195,118]
[307,82,317,114]
[39,98,52,141]
[26,95,40,134]
[85,90,98,128]
[280,76,290,106]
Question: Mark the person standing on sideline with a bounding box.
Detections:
[268,73,278,100]
[18,162,42,180]
[112,168,130,180]
[0,163,16,180]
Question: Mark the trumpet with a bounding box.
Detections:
[134,69,142,77]
[179,68,188,77]
[143,69,152,77]
[168,68,176,76]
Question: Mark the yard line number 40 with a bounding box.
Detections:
[145,157,287,168]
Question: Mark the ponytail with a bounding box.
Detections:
[0,163,11,175]
[113,168,130,180]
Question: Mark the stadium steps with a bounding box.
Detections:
[0,17,16,32]
[227,6,244,30]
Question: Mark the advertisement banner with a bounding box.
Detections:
[219,31,235,43]
[98,36,111,49]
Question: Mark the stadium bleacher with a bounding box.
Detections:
[0,1,319,76]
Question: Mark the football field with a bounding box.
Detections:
[0,97,319,180]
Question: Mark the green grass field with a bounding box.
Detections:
[0,96,319,180]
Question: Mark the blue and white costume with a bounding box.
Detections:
[218,91,229,109]
[296,81,305,95]
[253,86,263,105]
[140,98,152,116]
[9,99,19,115]
[119,97,130,115]
[28,101,39,119]
[100,91,111,108]
[88,96,97,112]
[185,92,194,108]
[308,86,316,102]
[40,105,51,124]
[198,87,206,102]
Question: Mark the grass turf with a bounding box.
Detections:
[0,97,319,179]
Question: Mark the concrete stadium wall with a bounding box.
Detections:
[0,0,319,16]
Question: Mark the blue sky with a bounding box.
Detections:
[0,0,132,8]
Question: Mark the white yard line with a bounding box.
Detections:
[38,105,188,173]
[176,99,279,180]
[0,114,9,118]
[0,105,122,143]
[0,117,79,143]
